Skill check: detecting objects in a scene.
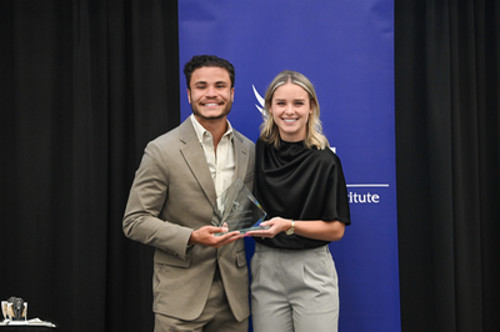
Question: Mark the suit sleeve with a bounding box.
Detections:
[122,141,193,260]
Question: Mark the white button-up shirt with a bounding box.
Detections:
[190,114,235,212]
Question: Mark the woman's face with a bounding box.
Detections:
[270,83,312,142]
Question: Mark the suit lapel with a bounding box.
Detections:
[178,120,217,210]
[233,132,250,183]
[178,119,251,221]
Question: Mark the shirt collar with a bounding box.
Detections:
[190,114,234,143]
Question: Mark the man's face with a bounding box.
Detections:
[187,66,234,122]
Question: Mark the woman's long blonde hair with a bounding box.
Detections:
[260,70,329,150]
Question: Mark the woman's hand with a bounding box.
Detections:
[245,217,293,238]
[246,217,346,242]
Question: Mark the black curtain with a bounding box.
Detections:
[0,1,180,331]
[396,1,499,331]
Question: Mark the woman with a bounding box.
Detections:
[247,70,351,332]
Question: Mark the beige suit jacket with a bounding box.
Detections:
[123,118,255,321]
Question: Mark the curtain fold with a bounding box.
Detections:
[0,1,179,331]
[396,1,500,331]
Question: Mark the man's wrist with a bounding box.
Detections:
[188,229,198,246]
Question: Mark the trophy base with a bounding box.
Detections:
[215,225,270,236]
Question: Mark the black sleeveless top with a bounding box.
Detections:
[254,138,351,249]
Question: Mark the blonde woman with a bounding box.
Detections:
[247,70,350,332]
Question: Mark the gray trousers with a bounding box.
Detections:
[251,243,339,332]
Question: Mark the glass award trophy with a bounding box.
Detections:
[214,178,268,235]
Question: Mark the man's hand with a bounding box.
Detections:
[188,225,244,248]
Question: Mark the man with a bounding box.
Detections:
[123,55,254,331]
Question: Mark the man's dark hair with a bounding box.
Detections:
[183,55,235,89]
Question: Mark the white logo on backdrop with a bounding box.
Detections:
[252,84,265,115]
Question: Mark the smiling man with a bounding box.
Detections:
[123,55,255,332]
[188,66,234,121]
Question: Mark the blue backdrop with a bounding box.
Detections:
[178,1,399,331]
